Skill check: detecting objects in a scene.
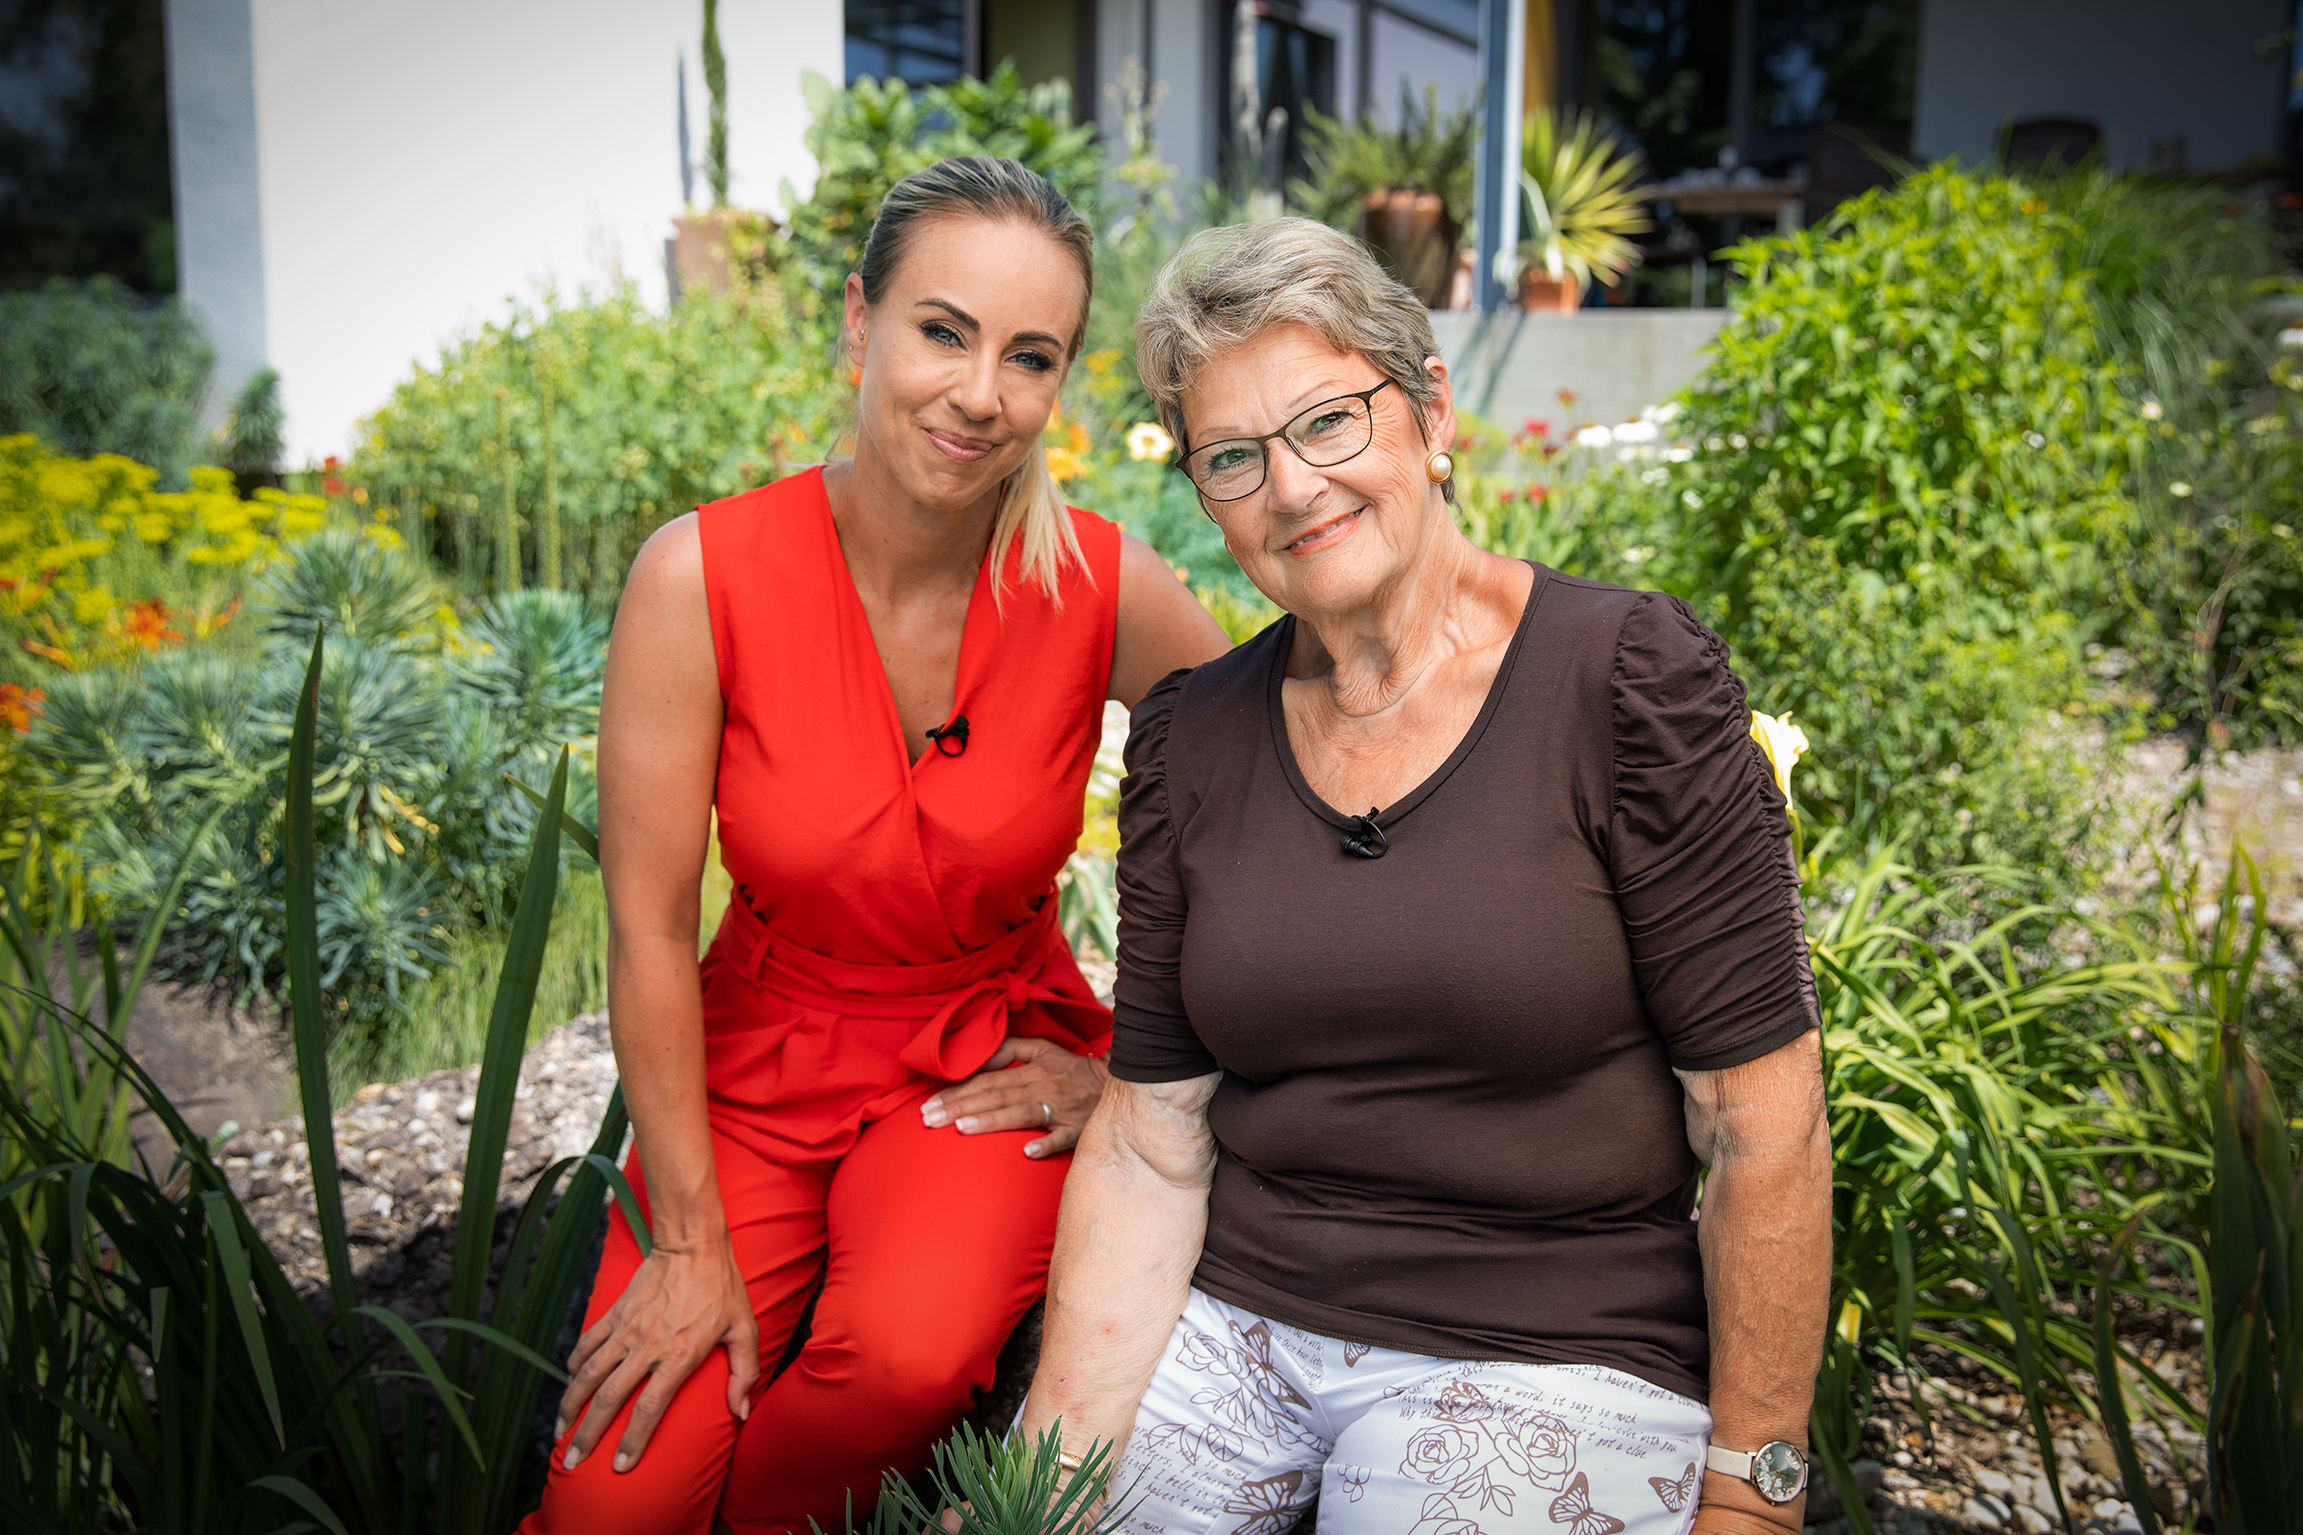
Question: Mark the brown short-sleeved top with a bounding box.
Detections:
[1109,564,1818,1404]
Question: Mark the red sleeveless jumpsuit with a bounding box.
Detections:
[524,468,1119,1535]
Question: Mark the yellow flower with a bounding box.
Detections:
[1044,446,1086,483]
[1748,709,1810,803]
[1126,421,1175,462]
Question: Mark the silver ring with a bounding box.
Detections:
[1038,1101,1052,1126]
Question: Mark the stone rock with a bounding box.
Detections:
[2014,1505,2052,1534]
[1807,1461,1884,1521]
[1963,1497,2006,1530]
[1976,1471,2014,1496]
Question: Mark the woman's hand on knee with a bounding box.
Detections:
[920,1036,1109,1158]
[553,1237,760,1473]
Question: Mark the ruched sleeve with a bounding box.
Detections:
[1610,594,1819,1071]
[1109,668,1219,1082]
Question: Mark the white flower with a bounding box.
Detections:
[1665,446,1694,462]
[2169,481,2194,498]
[1682,489,1703,508]
[1613,420,1660,444]
[1622,545,1655,564]
[1575,424,1613,449]
[1748,711,1810,803]
[1126,421,1175,461]
[2140,400,2163,421]
[1649,401,1682,423]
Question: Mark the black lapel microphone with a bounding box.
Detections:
[924,715,970,757]
[1340,810,1387,859]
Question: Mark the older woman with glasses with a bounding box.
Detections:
[1018,218,1832,1535]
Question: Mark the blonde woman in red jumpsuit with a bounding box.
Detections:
[522,158,1228,1535]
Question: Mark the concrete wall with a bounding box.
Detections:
[1913,0,2285,172]
[166,0,843,464]
[164,0,269,430]
[1431,309,1729,434]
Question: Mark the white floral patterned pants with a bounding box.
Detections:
[1105,1288,1713,1535]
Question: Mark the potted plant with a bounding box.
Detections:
[1517,107,1652,311]
[1291,84,1479,307]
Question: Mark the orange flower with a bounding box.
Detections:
[0,683,44,733]
[121,598,186,650]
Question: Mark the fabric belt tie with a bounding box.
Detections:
[716,895,1109,1081]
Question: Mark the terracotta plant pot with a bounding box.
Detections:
[666,208,779,300]
[1519,270,1584,312]
[1355,190,1461,308]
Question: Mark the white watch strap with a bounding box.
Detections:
[1705,1444,1757,1482]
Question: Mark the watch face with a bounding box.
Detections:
[1752,1442,1809,1504]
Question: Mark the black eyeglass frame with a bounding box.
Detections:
[1174,376,1401,505]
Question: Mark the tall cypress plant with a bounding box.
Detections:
[702,0,729,205]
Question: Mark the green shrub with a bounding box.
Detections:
[353,284,839,600]
[28,530,606,1073]
[1488,166,2150,869]
[0,276,215,486]
[2044,171,2303,753]
[781,63,1104,324]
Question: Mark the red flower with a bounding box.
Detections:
[1530,484,1551,502]
[1524,418,1552,439]
[321,455,347,496]
[1556,388,1580,407]
[1498,488,1519,503]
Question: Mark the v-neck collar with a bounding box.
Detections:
[813,468,997,780]
[1265,561,1549,833]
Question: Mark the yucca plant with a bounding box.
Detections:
[0,628,643,1532]
[1291,84,1479,232]
[830,1423,1130,1535]
[1517,107,1652,293]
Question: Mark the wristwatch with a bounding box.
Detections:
[1705,1441,1809,1504]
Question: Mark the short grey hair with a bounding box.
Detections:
[1135,216,1447,460]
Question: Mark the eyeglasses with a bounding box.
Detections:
[1179,378,1398,503]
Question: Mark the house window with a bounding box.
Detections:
[1225,3,1339,191]
[846,0,972,86]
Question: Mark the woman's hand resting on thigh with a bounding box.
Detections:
[920,1036,1109,1157]
[553,1238,760,1473]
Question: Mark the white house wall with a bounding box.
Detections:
[1914,0,2283,172]
[168,0,842,464]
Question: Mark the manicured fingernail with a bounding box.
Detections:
[1025,1144,1043,1159]
[921,1102,947,1126]
[955,1116,977,1132]
[564,1446,584,1470]
[614,1452,631,1473]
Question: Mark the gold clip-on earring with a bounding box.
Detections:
[1424,449,1455,483]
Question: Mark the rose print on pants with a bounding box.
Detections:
[1493,1407,1578,1490]
[1401,1424,1483,1487]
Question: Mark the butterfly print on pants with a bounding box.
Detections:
[1222,1469,1310,1535]
[1650,1462,1698,1512]
[1550,1472,1627,1535]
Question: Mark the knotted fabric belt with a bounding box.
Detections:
[714,895,1111,1082]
